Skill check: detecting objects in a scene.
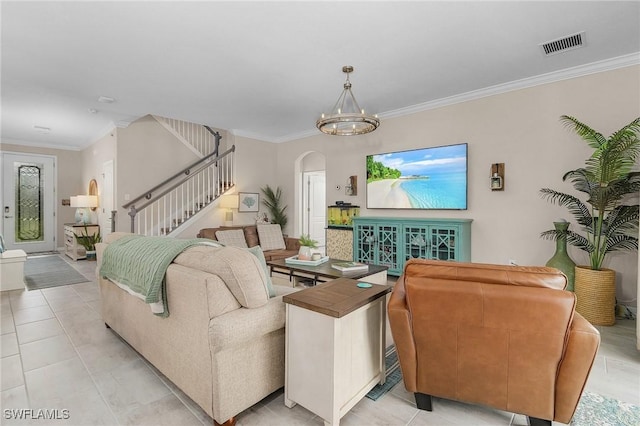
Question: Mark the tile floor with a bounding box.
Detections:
[1,254,638,426]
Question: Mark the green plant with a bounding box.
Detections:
[74,225,102,251]
[261,185,288,229]
[540,115,640,270]
[299,233,318,248]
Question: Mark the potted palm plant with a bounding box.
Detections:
[74,225,102,260]
[261,185,288,229]
[540,115,640,325]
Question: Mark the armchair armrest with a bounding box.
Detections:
[387,275,417,391]
[284,237,301,251]
[554,312,600,423]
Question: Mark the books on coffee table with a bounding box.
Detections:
[331,261,369,272]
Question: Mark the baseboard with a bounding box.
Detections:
[616,304,637,320]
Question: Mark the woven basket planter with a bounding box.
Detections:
[574,266,616,326]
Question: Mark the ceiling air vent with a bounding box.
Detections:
[540,31,585,56]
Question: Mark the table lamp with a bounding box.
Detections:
[219,194,239,226]
[70,195,98,224]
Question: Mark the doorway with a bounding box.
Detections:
[1,153,56,252]
[100,160,114,237]
[302,171,326,252]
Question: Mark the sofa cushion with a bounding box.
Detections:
[215,229,248,248]
[257,224,286,251]
[173,246,269,308]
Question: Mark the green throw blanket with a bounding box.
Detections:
[99,235,217,317]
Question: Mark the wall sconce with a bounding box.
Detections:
[345,175,358,196]
[70,195,98,224]
[490,163,505,191]
[219,194,239,226]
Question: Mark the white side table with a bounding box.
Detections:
[283,278,392,425]
[0,249,27,291]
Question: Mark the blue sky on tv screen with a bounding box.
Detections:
[372,143,467,177]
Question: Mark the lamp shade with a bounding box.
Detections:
[219,194,239,209]
[71,195,98,208]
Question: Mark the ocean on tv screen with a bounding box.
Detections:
[366,143,467,210]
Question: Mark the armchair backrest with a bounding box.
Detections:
[398,259,575,419]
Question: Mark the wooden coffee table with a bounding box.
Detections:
[267,258,388,286]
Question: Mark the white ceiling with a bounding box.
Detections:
[2,1,639,149]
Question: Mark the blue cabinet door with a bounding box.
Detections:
[354,217,472,276]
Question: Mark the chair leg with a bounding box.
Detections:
[527,416,551,426]
[414,393,432,411]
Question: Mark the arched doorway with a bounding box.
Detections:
[296,152,326,253]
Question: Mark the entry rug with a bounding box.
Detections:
[571,391,640,426]
[24,255,90,290]
[365,345,402,401]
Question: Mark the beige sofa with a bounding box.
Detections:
[96,233,296,426]
[197,224,300,261]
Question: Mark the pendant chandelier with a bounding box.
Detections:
[316,66,380,136]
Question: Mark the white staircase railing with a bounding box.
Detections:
[153,115,220,158]
[123,140,235,237]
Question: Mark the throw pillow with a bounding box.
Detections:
[243,225,260,248]
[245,246,275,298]
[257,224,286,251]
[204,246,269,308]
[215,229,248,248]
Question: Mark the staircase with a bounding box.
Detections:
[123,127,235,237]
[153,115,220,158]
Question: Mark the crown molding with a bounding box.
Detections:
[256,53,639,143]
[230,127,319,144]
[379,53,640,120]
[0,137,82,151]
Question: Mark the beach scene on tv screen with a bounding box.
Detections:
[367,143,467,209]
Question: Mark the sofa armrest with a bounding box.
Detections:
[197,228,218,240]
[284,237,301,251]
[209,295,286,348]
[554,312,600,423]
[387,275,417,392]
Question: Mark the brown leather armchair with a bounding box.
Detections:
[388,259,600,426]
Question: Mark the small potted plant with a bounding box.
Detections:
[74,225,102,260]
[298,234,318,261]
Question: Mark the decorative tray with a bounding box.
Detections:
[285,255,330,266]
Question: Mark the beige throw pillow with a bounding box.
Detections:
[215,229,248,248]
[174,246,269,308]
[257,224,286,251]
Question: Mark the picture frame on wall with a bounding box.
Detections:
[238,192,259,212]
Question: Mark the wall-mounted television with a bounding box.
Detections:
[366,143,468,210]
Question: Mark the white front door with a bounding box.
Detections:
[1,153,56,252]
[302,171,326,251]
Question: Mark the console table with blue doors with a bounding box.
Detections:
[352,217,472,276]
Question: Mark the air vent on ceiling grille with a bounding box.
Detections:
[540,31,585,56]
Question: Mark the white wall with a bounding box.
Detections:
[114,115,202,233]
[81,130,116,227]
[275,65,640,306]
